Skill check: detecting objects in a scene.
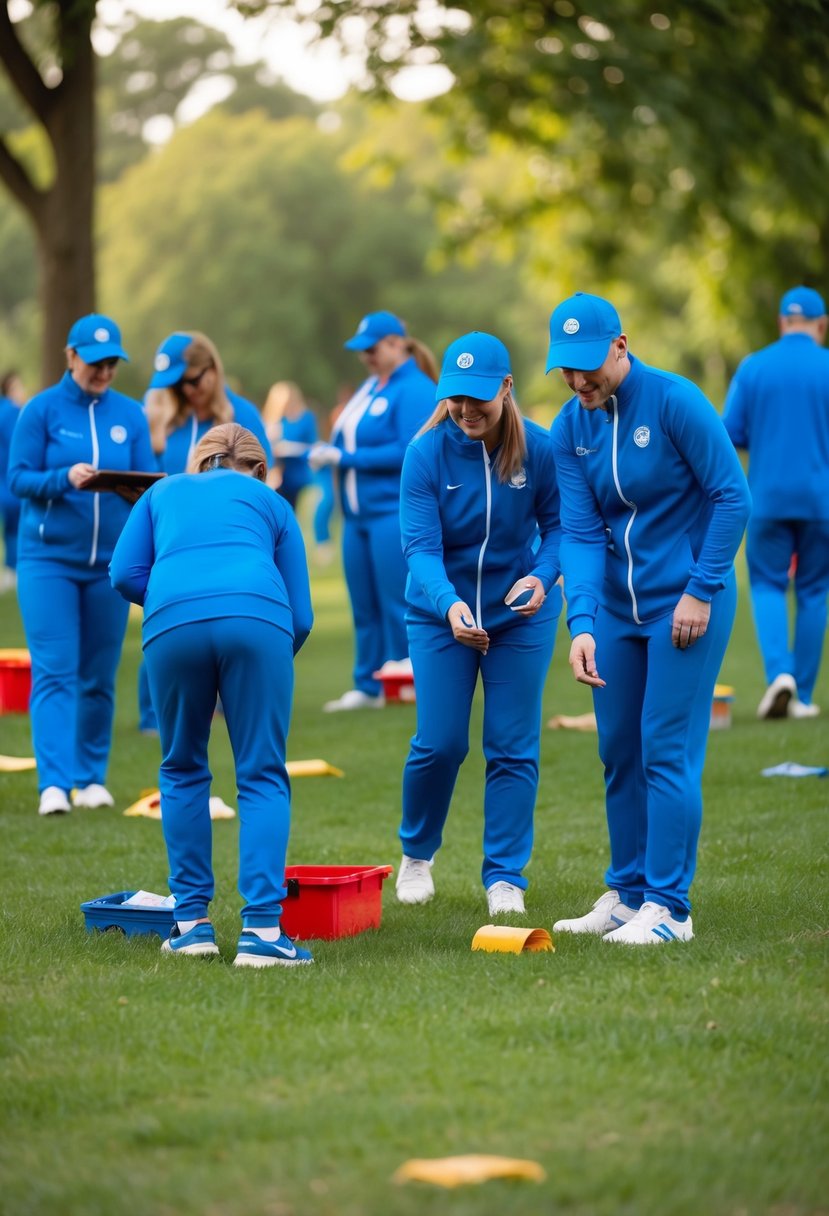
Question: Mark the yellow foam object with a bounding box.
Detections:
[0,754,37,772]
[123,791,161,819]
[393,1154,546,1187]
[471,925,554,954]
[286,758,344,777]
[0,648,30,661]
[547,711,597,731]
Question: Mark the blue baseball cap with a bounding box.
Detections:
[344,310,406,351]
[66,314,129,363]
[435,332,512,402]
[545,292,622,372]
[149,333,195,388]
[779,286,826,318]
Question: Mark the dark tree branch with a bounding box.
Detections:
[0,2,53,122]
[0,132,44,219]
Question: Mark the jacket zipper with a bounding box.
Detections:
[609,395,641,624]
[88,401,100,566]
[475,445,493,628]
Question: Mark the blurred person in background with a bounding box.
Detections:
[396,332,562,917]
[723,286,829,720]
[110,423,313,966]
[137,330,273,734]
[308,311,436,712]
[547,292,750,946]
[8,315,155,815]
[262,380,317,510]
[0,370,26,592]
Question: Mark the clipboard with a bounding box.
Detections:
[80,470,165,494]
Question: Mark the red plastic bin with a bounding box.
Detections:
[0,649,31,714]
[280,864,393,940]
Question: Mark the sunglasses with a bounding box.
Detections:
[89,357,120,370]
[179,365,213,391]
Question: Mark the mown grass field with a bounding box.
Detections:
[1,534,827,1216]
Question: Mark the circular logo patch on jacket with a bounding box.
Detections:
[369,397,388,415]
[633,426,650,448]
[509,467,528,488]
[110,425,127,444]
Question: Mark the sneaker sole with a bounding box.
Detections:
[38,806,71,816]
[233,954,314,968]
[161,943,220,956]
[396,888,434,904]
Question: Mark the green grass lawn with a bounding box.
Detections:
[1,542,827,1216]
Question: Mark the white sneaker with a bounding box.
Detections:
[553,890,634,935]
[322,689,385,713]
[603,900,693,945]
[208,795,236,819]
[396,855,435,904]
[486,881,526,916]
[71,784,114,809]
[757,673,796,719]
[788,698,821,719]
[376,658,413,677]
[38,786,71,816]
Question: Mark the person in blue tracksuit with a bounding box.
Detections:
[547,293,751,945]
[136,330,273,733]
[262,380,318,509]
[8,314,155,816]
[0,371,25,591]
[396,332,562,917]
[723,285,829,720]
[110,422,314,966]
[308,310,437,711]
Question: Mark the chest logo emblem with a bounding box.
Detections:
[576,446,597,456]
[110,425,127,444]
[633,426,650,448]
[509,467,527,489]
[456,352,474,368]
[563,318,580,334]
[369,397,388,415]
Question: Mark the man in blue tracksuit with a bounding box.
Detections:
[723,285,829,720]
[8,314,155,815]
[396,332,561,917]
[110,422,313,966]
[308,311,436,711]
[548,293,750,945]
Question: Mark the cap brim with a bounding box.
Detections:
[344,334,378,351]
[148,362,187,389]
[435,372,505,402]
[73,343,129,364]
[545,337,612,373]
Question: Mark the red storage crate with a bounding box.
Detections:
[281,864,393,940]
[0,649,31,714]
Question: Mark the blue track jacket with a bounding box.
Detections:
[331,358,435,519]
[109,469,312,654]
[9,372,154,567]
[551,355,751,635]
[723,332,829,521]
[401,417,562,633]
[157,389,272,475]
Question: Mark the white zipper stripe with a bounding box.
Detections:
[609,396,640,624]
[187,414,199,466]
[475,445,492,628]
[88,401,100,567]
[333,380,375,516]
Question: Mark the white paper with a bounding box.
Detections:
[122,890,176,907]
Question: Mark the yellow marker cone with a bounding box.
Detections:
[471,924,554,954]
[286,758,344,778]
[393,1154,546,1187]
[0,754,37,772]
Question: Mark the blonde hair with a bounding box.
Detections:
[420,386,527,483]
[189,422,267,477]
[403,336,438,382]
[145,331,233,455]
[261,380,307,426]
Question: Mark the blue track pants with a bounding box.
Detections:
[313,467,335,544]
[144,617,294,926]
[17,560,129,792]
[746,517,829,704]
[342,513,409,695]
[400,613,556,890]
[591,575,737,919]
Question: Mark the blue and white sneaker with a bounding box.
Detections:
[553,890,635,935]
[160,922,219,957]
[233,930,314,968]
[603,901,693,945]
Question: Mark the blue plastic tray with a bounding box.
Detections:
[81,890,175,939]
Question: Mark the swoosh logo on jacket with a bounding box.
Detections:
[446,483,463,490]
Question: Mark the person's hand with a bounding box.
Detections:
[447,602,490,654]
[671,594,710,649]
[569,632,606,686]
[307,443,342,470]
[504,575,546,617]
[68,462,97,488]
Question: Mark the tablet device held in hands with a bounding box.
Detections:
[80,470,165,495]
